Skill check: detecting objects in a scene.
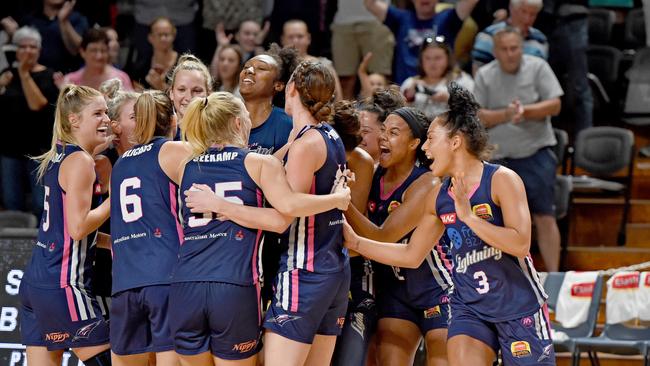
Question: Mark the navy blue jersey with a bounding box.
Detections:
[23,143,101,292]
[367,166,453,308]
[110,137,183,294]
[435,163,547,321]
[248,107,293,155]
[279,123,349,274]
[174,146,263,285]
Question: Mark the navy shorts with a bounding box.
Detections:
[264,267,351,344]
[19,281,110,350]
[110,285,174,355]
[377,289,449,335]
[499,147,557,215]
[168,281,262,360]
[447,300,555,365]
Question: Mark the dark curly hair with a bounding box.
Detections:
[328,100,361,152]
[291,60,336,122]
[358,85,406,123]
[267,43,300,107]
[438,82,491,160]
[390,107,432,167]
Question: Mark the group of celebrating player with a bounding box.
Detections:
[18,47,554,366]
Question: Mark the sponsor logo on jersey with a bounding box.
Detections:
[232,339,258,353]
[521,316,533,328]
[472,203,493,221]
[368,201,376,213]
[72,320,103,342]
[49,242,56,252]
[440,295,449,304]
[336,317,345,328]
[612,273,640,289]
[153,228,162,238]
[571,282,595,297]
[94,183,102,195]
[440,213,456,224]
[424,305,441,319]
[510,340,531,358]
[235,230,244,241]
[455,247,503,274]
[267,314,302,327]
[387,200,401,214]
[45,331,70,343]
[538,344,553,362]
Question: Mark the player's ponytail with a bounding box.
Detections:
[133,90,175,145]
[33,85,103,182]
[182,92,248,159]
[438,82,491,160]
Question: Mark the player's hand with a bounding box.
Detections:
[184,183,223,214]
[332,169,352,210]
[342,219,360,251]
[451,172,472,222]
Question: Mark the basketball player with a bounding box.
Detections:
[155,91,351,366]
[345,106,452,366]
[343,83,553,366]
[168,54,212,139]
[109,90,180,366]
[20,85,112,366]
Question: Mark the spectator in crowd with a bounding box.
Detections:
[215,20,266,64]
[22,0,89,73]
[200,0,266,63]
[132,0,199,60]
[0,26,58,217]
[63,28,133,91]
[131,17,179,90]
[471,0,547,73]
[401,35,474,119]
[357,52,389,98]
[470,0,509,32]
[536,0,592,134]
[210,43,243,94]
[280,19,342,100]
[331,0,394,100]
[364,0,479,84]
[100,26,121,67]
[474,27,563,271]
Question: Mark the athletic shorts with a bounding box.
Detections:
[110,285,174,355]
[168,281,262,360]
[498,147,557,216]
[330,21,394,76]
[19,281,110,350]
[264,267,351,344]
[448,300,555,365]
[377,289,449,335]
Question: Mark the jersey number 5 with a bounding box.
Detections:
[188,182,243,227]
[473,270,490,294]
[120,177,143,222]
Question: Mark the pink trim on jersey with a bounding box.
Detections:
[306,178,316,272]
[436,243,453,271]
[291,269,299,312]
[542,303,552,339]
[169,182,184,245]
[379,173,410,201]
[60,193,78,322]
[447,183,480,201]
[255,282,262,325]
[252,189,263,284]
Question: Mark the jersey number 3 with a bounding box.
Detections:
[188,182,243,227]
[473,270,490,294]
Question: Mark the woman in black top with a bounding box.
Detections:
[0,26,58,217]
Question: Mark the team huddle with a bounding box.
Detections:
[18,52,554,366]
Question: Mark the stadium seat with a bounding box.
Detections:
[622,47,650,127]
[569,126,635,245]
[0,211,38,229]
[552,128,569,169]
[587,46,623,86]
[588,8,616,45]
[624,8,647,49]
[543,272,604,366]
